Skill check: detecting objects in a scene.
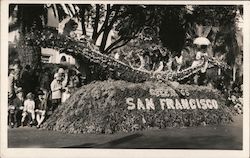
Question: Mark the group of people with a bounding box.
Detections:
[50,68,81,111]
[9,89,48,128]
[8,60,81,128]
[8,86,48,128]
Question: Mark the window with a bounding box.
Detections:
[41,55,50,63]
[60,56,67,63]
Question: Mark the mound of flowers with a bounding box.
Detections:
[42,80,234,134]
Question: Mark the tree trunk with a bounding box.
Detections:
[99,27,111,53]
[81,15,86,35]
[80,7,86,35]
[92,4,100,43]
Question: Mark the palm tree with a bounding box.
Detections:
[9,4,79,68]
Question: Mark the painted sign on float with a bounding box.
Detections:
[126,88,219,110]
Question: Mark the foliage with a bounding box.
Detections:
[76,4,242,62]
[9,4,46,33]
[8,44,19,65]
[9,4,242,56]
[9,4,80,33]
[157,5,188,55]
[191,5,241,26]
[9,4,242,87]
[81,4,165,54]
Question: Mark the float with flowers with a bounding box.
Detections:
[26,29,239,134]
[42,80,234,134]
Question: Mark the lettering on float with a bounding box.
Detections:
[126,98,219,110]
[126,88,219,110]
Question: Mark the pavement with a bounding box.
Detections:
[8,114,242,149]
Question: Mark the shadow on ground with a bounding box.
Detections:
[62,133,241,149]
[63,133,143,148]
[8,115,242,149]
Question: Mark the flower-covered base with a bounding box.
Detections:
[42,80,234,134]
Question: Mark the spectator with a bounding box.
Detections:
[9,88,24,128]
[61,69,82,103]
[228,93,243,114]
[58,68,65,80]
[39,68,52,91]
[60,68,69,88]
[20,65,32,96]
[31,67,40,93]
[8,103,16,128]
[50,73,62,112]
[21,93,35,127]
[12,59,23,88]
[35,89,47,128]
[8,66,16,100]
[68,70,80,92]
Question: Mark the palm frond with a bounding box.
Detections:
[51,4,59,19]
[55,4,67,22]
[68,4,77,15]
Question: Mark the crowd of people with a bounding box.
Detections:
[8,60,82,128]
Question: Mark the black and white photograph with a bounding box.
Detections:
[1,1,249,158]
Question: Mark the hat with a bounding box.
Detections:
[9,65,15,70]
[16,87,23,94]
[37,89,44,95]
[58,68,65,74]
[54,73,59,78]
[26,92,34,99]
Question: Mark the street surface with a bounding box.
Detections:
[8,115,242,149]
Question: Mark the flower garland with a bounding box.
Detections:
[25,29,222,83]
[25,30,152,83]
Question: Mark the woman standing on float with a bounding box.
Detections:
[191,37,211,85]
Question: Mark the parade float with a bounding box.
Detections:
[26,29,237,134]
